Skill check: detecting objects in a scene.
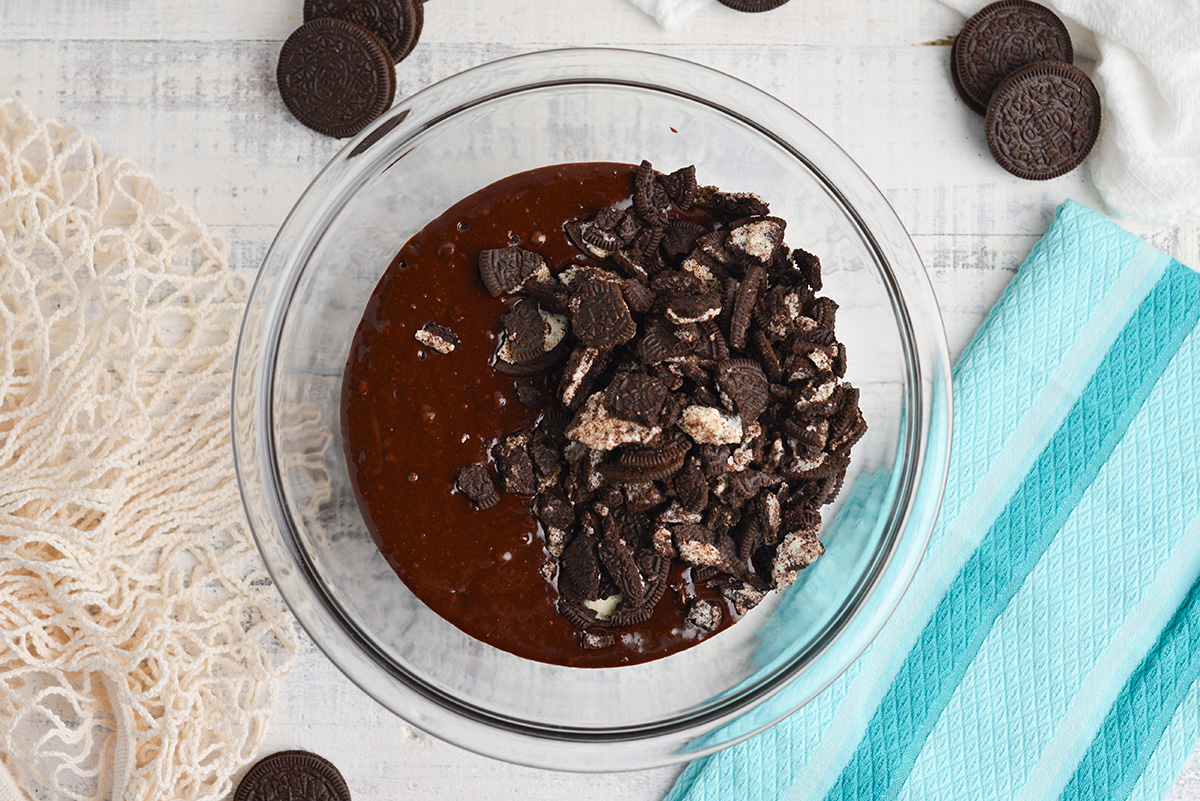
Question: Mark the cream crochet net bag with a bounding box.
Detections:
[0,97,298,801]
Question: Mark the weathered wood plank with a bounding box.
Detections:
[0,0,964,46]
[2,39,1103,238]
[255,637,682,801]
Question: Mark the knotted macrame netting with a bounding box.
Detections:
[0,97,298,801]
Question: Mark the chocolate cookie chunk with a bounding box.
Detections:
[500,299,548,364]
[661,220,708,262]
[456,463,499,510]
[674,457,709,513]
[952,0,1073,115]
[729,263,766,350]
[478,246,543,296]
[234,750,350,801]
[716,358,769,423]
[660,166,698,210]
[598,533,645,606]
[791,248,823,291]
[570,281,636,349]
[561,534,603,600]
[493,431,538,495]
[277,18,396,139]
[303,0,420,63]
[696,186,770,218]
[414,321,458,354]
[606,372,668,426]
[717,0,792,11]
[686,599,723,631]
[633,160,671,227]
[985,60,1100,180]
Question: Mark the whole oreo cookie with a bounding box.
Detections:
[717,0,792,11]
[303,0,419,63]
[950,34,988,116]
[277,18,396,138]
[953,0,1073,115]
[233,750,350,801]
[405,0,424,60]
[985,60,1101,180]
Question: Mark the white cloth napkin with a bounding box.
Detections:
[942,0,1200,226]
[625,0,713,27]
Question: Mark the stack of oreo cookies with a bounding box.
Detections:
[952,0,1101,180]
[716,0,793,11]
[276,0,425,138]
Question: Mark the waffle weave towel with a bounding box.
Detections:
[666,201,1200,801]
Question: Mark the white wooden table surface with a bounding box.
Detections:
[4,0,1200,798]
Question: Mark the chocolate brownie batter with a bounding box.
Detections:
[342,163,735,667]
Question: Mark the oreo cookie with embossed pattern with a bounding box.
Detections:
[234,750,350,801]
[952,0,1073,115]
[985,60,1100,180]
[951,34,989,116]
[455,463,499,510]
[277,18,396,138]
[406,0,424,60]
[570,281,636,349]
[304,0,419,62]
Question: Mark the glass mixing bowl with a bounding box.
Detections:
[232,48,952,771]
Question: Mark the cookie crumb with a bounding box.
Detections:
[679,405,743,445]
[414,322,459,354]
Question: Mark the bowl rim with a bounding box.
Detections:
[232,46,953,771]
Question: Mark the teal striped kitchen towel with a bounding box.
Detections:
[667,200,1200,801]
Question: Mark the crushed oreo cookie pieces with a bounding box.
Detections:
[558,346,608,409]
[728,217,786,264]
[792,248,823,291]
[461,162,866,641]
[598,532,646,606]
[492,341,567,377]
[492,430,538,495]
[599,443,688,483]
[687,598,723,631]
[414,321,458,354]
[660,165,698,210]
[513,378,548,408]
[561,532,604,600]
[606,372,668,427]
[729,263,766,350]
[479,245,545,296]
[633,160,671,227]
[499,299,549,363]
[581,631,616,650]
[570,280,637,348]
[455,463,499,510]
[697,185,771,218]
[716,358,769,423]
[662,219,708,261]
